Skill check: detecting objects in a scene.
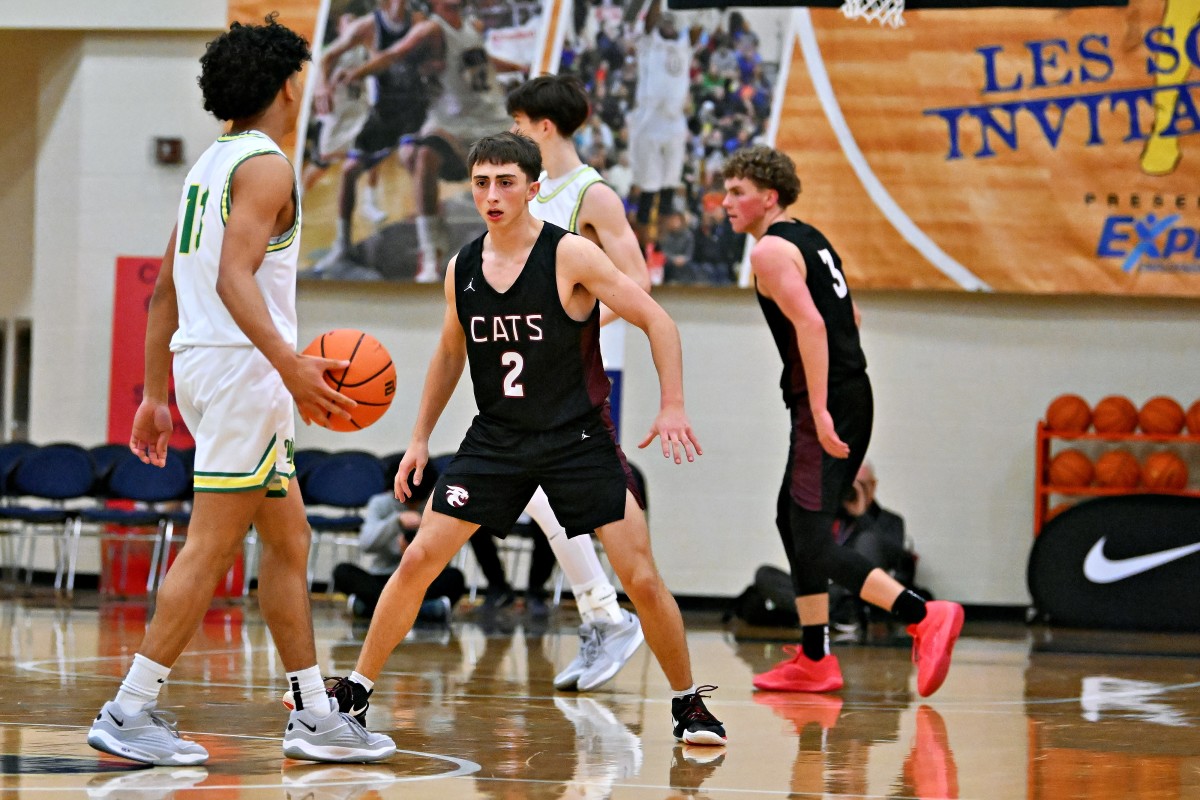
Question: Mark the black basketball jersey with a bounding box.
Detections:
[454,223,610,431]
[373,9,426,109]
[756,219,867,407]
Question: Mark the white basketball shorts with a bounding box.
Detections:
[173,345,295,496]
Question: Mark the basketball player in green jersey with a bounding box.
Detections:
[507,74,651,693]
[86,16,394,765]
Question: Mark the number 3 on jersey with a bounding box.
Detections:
[501,352,524,397]
[178,183,209,255]
[819,248,848,299]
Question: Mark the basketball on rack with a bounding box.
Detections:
[1091,396,1138,434]
[1044,394,1091,434]
[1048,449,1093,487]
[1093,449,1140,489]
[1137,396,1185,435]
[301,329,396,432]
[1142,450,1189,492]
[1185,400,1200,436]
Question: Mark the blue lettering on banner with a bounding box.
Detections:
[925,25,1200,161]
[1097,213,1200,273]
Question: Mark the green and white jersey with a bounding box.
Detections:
[529,164,626,373]
[169,130,299,351]
[529,164,605,233]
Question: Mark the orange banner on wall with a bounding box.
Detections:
[781,2,1200,295]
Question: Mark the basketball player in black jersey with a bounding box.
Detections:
[338,132,725,746]
[721,145,964,697]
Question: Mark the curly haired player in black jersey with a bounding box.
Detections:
[722,145,964,697]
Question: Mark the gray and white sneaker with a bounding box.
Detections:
[87,701,208,766]
[577,610,645,692]
[282,701,396,763]
[554,622,599,691]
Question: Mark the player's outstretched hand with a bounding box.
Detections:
[396,443,430,502]
[129,399,173,467]
[638,404,702,464]
[283,354,356,426]
[814,408,850,458]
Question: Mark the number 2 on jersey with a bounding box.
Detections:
[178,183,209,255]
[501,352,525,397]
[819,248,848,299]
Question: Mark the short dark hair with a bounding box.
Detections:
[722,145,802,208]
[198,13,311,122]
[506,74,591,137]
[467,132,542,182]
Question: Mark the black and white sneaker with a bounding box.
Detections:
[282,676,372,727]
[671,685,727,746]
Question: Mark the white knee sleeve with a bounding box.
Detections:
[525,487,607,592]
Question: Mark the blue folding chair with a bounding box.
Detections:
[302,451,387,590]
[0,441,37,584]
[0,444,96,593]
[77,448,191,596]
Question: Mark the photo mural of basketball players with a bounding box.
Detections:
[1142,0,1200,175]
[300,0,542,282]
[553,0,792,286]
[306,0,437,279]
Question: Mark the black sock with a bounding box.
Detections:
[891,589,928,625]
[801,624,830,661]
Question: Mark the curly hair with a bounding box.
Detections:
[198,14,311,122]
[506,74,591,137]
[721,146,802,208]
[467,132,543,182]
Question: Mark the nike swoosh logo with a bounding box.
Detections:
[107,711,125,727]
[1083,536,1200,584]
[297,719,318,733]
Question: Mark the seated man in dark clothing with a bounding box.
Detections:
[829,461,917,631]
[334,460,496,623]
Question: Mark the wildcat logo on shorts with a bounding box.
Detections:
[445,485,470,508]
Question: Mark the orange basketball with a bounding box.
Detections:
[1138,396,1185,435]
[1093,449,1140,488]
[1142,450,1189,491]
[1091,395,1138,434]
[1044,394,1091,433]
[1185,400,1200,436]
[301,329,396,431]
[1048,449,1093,487]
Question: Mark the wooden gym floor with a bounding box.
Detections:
[0,592,1198,799]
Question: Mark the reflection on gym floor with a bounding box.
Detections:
[0,597,1197,798]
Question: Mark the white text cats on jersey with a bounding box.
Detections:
[469,315,545,343]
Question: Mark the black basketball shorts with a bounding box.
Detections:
[785,372,874,513]
[430,412,641,537]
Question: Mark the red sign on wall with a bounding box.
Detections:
[107,256,194,449]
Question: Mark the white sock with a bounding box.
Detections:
[288,665,332,718]
[673,684,698,699]
[416,215,438,269]
[349,671,374,692]
[333,217,349,251]
[115,653,170,715]
[362,184,379,208]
